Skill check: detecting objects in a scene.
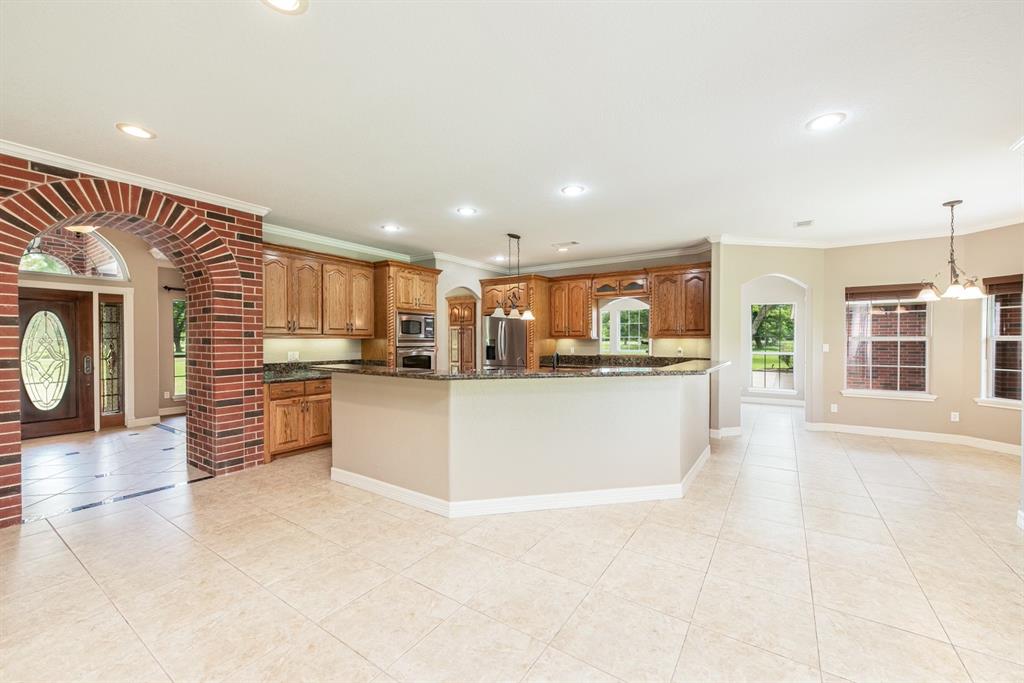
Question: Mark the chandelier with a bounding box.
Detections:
[917,200,984,301]
[489,233,534,321]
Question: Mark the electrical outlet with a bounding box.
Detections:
[570,345,575,353]
[677,346,683,356]
[287,351,299,361]
[830,403,839,413]
[163,391,170,399]
[822,343,830,353]
[950,412,960,423]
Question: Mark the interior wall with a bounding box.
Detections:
[157,267,185,410]
[741,275,808,402]
[426,257,493,370]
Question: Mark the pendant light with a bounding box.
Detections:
[918,200,984,302]
[489,233,534,320]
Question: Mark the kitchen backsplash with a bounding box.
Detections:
[553,337,711,358]
[263,338,362,363]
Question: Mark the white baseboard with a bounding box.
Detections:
[158,406,186,416]
[742,395,805,407]
[330,445,711,518]
[710,426,743,438]
[805,422,1020,456]
[125,416,161,428]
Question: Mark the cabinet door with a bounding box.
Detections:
[460,302,476,325]
[303,394,332,447]
[593,276,619,297]
[263,252,291,334]
[651,272,682,337]
[268,397,305,454]
[349,266,374,336]
[322,262,351,335]
[291,258,323,334]
[482,284,507,314]
[507,281,527,312]
[415,273,436,311]
[567,280,591,337]
[449,302,462,326]
[619,275,648,295]
[459,326,476,371]
[395,269,417,310]
[550,282,568,336]
[681,271,710,335]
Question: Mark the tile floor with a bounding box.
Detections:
[1,405,1021,682]
[19,415,205,521]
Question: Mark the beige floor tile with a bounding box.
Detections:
[814,606,970,682]
[809,562,947,641]
[647,498,726,536]
[402,540,512,602]
[739,463,800,484]
[0,527,67,568]
[0,546,89,599]
[804,529,917,585]
[691,576,819,668]
[801,506,895,546]
[187,512,298,558]
[728,493,804,527]
[351,522,454,571]
[673,626,820,683]
[719,512,807,558]
[227,528,344,585]
[369,496,445,526]
[707,539,812,601]
[553,590,689,682]
[267,553,393,622]
[320,576,459,668]
[624,522,718,572]
[800,487,878,517]
[388,606,545,683]
[459,513,556,559]
[224,622,380,683]
[0,575,110,641]
[523,647,619,683]
[310,506,407,548]
[522,529,623,585]
[925,586,1024,665]
[955,647,1024,683]
[733,478,803,504]
[596,549,705,620]
[797,472,868,497]
[467,562,587,642]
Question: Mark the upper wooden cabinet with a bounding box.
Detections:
[648,265,710,338]
[550,277,594,338]
[478,275,552,370]
[592,271,648,298]
[394,267,436,312]
[263,246,373,338]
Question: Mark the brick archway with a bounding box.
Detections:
[0,159,264,526]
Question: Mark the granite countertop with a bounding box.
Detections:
[263,359,382,384]
[311,360,730,381]
[538,354,710,368]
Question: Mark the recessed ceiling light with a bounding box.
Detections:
[454,206,478,216]
[560,184,587,197]
[557,247,569,253]
[492,255,506,262]
[65,225,99,233]
[381,224,401,233]
[794,219,815,228]
[115,123,156,139]
[805,112,847,132]
[261,0,308,14]
[552,241,580,252]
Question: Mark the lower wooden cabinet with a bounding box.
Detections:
[264,380,332,461]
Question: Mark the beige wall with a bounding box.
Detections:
[157,267,185,410]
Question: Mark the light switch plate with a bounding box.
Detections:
[287,351,299,361]
[163,391,170,399]
[950,412,960,423]
[830,403,839,413]
[822,343,830,353]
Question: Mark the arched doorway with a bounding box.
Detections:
[0,170,265,526]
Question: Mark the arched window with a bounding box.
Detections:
[19,230,129,280]
[599,298,650,355]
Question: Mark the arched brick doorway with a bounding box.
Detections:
[0,162,264,526]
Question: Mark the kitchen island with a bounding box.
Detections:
[315,360,728,517]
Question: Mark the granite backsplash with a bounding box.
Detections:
[538,354,710,368]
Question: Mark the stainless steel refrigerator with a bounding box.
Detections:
[483,317,527,370]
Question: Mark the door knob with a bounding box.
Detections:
[83,354,93,375]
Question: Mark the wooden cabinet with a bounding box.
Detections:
[364,261,441,368]
[394,268,436,312]
[483,283,508,315]
[592,271,647,298]
[264,246,373,338]
[550,278,594,338]
[264,380,332,460]
[649,265,710,338]
[447,297,477,373]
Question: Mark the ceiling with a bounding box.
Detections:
[1,1,1021,266]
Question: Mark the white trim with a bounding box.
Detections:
[125,415,160,428]
[805,422,1020,456]
[742,395,805,407]
[840,389,938,402]
[1017,509,1024,530]
[1011,135,1024,153]
[412,251,507,273]
[263,223,410,262]
[0,140,270,216]
[520,244,711,273]
[710,426,743,438]
[158,406,186,416]
[973,397,1022,411]
[711,223,1016,250]
[330,445,710,518]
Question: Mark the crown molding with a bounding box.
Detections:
[1011,135,1024,152]
[0,139,271,216]
[263,223,411,261]
[520,244,712,273]
[714,220,1023,251]
[412,251,508,273]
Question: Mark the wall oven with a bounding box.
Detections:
[397,313,435,345]
[396,346,436,371]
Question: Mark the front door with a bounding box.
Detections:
[19,288,94,439]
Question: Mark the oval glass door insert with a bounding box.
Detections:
[21,310,71,411]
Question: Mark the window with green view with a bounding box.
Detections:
[172,299,187,396]
[750,303,795,390]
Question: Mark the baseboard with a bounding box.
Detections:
[710,426,743,438]
[330,445,711,518]
[125,416,161,428]
[158,406,186,416]
[805,422,1020,456]
[742,395,805,407]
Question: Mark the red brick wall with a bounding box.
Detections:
[0,155,265,527]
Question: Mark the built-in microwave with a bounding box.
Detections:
[396,313,435,345]
[396,346,435,371]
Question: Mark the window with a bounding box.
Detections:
[19,252,71,275]
[600,299,650,355]
[172,299,187,396]
[750,304,794,391]
[845,299,929,393]
[99,299,124,416]
[19,231,127,279]
[985,291,1021,401]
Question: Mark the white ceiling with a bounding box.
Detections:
[1,1,1021,266]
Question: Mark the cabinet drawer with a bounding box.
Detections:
[268,382,305,400]
[305,379,331,395]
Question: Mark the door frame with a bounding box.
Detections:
[17,277,138,431]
